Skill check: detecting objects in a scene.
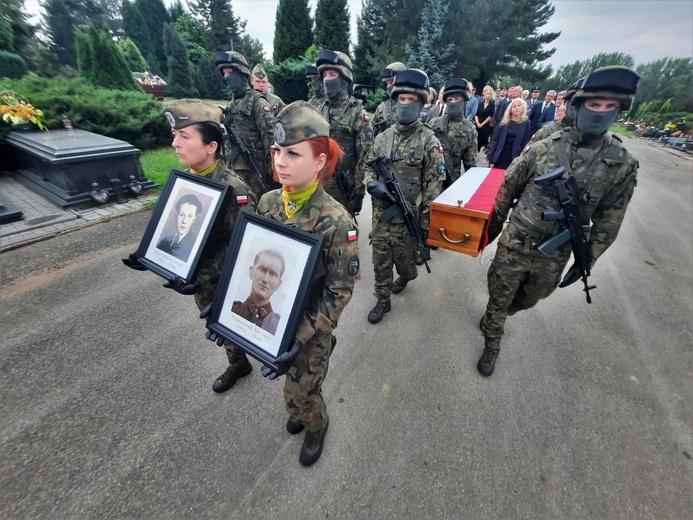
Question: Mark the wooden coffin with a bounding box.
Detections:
[428,167,505,257]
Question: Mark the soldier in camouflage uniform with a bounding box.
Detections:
[478,66,641,377]
[364,69,445,324]
[428,78,479,188]
[373,61,407,137]
[305,64,326,108]
[255,101,359,466]
[250,63,286,116]
[214,51,278,195]
[315,49,374,216]
[123,99,259,392]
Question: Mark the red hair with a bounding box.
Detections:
[271,136,344,185]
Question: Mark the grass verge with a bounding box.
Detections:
[140,147,179,188]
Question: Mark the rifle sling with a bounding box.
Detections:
[551,134,590,229]
[228,146,241,165]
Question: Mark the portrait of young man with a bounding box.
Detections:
[156,193,203,262]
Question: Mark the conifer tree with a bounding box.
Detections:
[121,0,158,72]
[314,0,350,54]
[42,0,77,66]
[117,37,148,71]
[190,0,242,52]
[353,0,392,85]
[167,0,185,22]
[75,24,138,91]
[163,23,199,98]
[273,0,312,63]
[137,0,169,75]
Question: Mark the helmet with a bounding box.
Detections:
[390,69,430,103]
[316,49,353,83]
[442,78,471,101]
[381,61,406,81]
[570,65,640,110]
[214,51,250,76]
[305,64,319,77]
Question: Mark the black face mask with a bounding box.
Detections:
[224,72,245,93]
[446,100,465,117]
[324,77,346,97]
[310,78,324,95]
[396,100,423,125]
[575,103,620,137]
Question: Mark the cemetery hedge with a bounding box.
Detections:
[0,75,170,149]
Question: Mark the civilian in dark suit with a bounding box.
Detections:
[485,98,532,169]
[529,89,557,134]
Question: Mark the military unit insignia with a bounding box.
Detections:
[275,122,287,143]
[288,200,297,212]
[347,256,360,275]
[438,163,445,174]
[347,229,357,241]
[165,111,176,127]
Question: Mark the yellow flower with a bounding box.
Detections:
[0,90,47,131]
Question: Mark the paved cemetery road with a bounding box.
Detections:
[1,138,691,519]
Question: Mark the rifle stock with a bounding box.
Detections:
[221,109,267,191]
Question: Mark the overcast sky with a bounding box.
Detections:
[23,0,693,70]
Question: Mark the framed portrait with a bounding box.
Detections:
[134,169,231,282]
[205,210,323,371]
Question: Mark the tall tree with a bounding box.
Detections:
[547,52,636,92]
[353,0,389,85]
[636,57,693,109]
[190,0,243,52]
[174,12,210,64]
[167,0,184,21]
[97,0,123,35]
[42,0,106,67]
[0,0,34,55]
[75,23,138,90]
[314,0,350,54]
[137,0,168,75]
[404,0,455,88]
[121,0,158,73]
[446,0,559,89]
[163,23,198,97]
[236,34,264,68]
[273,0,312,63]
[117,37,148,71]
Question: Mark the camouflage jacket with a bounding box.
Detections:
[307,92,327,108]
[532,119,568,142]
[317,93,374,209]
[257,186,359,345]
[266,91,286,116]
[489,128,638,266]
[373,98,397,137]
[364,120,445,230]
[223,87,275,188]
[428,113,479,180]
[194,161,258,309]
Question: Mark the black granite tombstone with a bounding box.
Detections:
[6,129,156,207]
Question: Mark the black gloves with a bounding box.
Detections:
[199,304,224,345]
[367,180,395,203]
[260,338,303,380]
[350,195,364,214]
[162,276,200,295]
[122,252,146,271]
[559,263,582,288]
[419,227,429,244]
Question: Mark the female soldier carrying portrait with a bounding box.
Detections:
[207,101,360,467]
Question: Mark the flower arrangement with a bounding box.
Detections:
[0,90,47,130]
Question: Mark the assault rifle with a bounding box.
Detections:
[535,167,596,303]
[373,119,389,134]
[366,154,431,274]
[334,165,352,206]
[220,108,267,192]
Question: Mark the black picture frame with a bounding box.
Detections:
[205,210,323,371]
[134,168,231,283]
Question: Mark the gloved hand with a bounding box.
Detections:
[367,180,395,203]
[350,195,364,214]
[199,304,212,320]
[419,227,429,245]
[162,276,201,295]
[122,252,146,271]
[205,328,225,346]
[485,219,503,247]
[260,338,303,380]
[558,263,582,288]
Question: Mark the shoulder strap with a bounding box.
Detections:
[552,133,590,228]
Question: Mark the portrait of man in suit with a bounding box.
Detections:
[231,249,285,335]
[156,193,203,262]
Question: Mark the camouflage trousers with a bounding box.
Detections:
[481,243,570,350]
[284,334,336,432]
[371,218,418,302]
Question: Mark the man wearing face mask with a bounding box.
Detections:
[214,51,277,195]
[478,65,640,377]
[373,61,407,136]
[316,49,374,216]
[305,64,326,108]
[364,69,445,324]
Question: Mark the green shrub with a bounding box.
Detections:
[0,75,171,149]
[118,38,149,72]
[365,88,388,113]
[265,58,311,104]
[193,55,226,101]
[0,51,29,80]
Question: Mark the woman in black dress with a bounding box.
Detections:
[485,98,531,169]
[475,85,496,152]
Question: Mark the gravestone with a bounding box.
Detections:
[6,129,157,208]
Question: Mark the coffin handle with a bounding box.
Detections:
[438,228,471,244]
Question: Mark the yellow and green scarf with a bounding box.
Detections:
[282,181,319,217]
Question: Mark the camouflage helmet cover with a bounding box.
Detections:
[442,78,471,101]
[316,49,353,83]
[214,51,250,76]
[381,61,406,80]
[273,101,330,147]
[571,65,640,110]
[390,68,430,103]
[164,98,223,130]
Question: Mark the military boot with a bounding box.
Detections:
[368,300,391,324]
[212,360,253,393]
[477,347,499,377]
[299,419,329,467]
[392,276,410,294]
